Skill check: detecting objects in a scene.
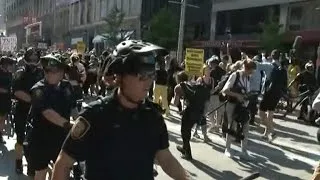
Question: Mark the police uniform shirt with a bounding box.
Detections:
[30,79,75,142]
[0,68,12,113]
[12,66,43,104]
[62,90,170,180]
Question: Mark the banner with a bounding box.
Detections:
[76,41,86,54]
[185,48,204,76]
[0,37,17,52]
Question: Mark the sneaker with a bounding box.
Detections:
[261,134,268,141]
[193,133,200,139]
[15,159,23,174]
[268,133,277,142]
[224,149,233,158]
[176,145,185,154]
[181,153,193,161]
[240,151,252,161]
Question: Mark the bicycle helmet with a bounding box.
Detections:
[0,56,16,65]
[105,40,168,76]
[40,53,67,71]
[24,47,41,65]
[305,61,314,71]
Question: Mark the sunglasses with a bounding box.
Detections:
[44,66,64,73]
[136,70,156,81]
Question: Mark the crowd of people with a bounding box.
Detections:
[0,38,319,179]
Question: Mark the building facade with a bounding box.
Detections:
[0,0,5,35]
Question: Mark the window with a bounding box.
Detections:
[290,6,302,21]
[100,0,107,18]
[87,1,91,23]
[288,6,303,31]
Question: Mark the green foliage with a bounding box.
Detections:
[103,6,125,46]
[143,8,179,49]
[259,20,285,52]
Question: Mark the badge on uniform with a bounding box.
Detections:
[71,116,91,140]
[34,89,43,98]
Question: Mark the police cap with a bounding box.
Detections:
[105,40,168,76]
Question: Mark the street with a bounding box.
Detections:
[0,104,319,180]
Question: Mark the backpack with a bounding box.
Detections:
[214,72,240,102]
[180,82,210,111]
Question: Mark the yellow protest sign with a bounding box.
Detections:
[76,41,86,54]
[185,48,204,76]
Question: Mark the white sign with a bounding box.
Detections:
[38,42,48,49]
[0,37,17,52]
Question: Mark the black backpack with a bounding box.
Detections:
[180,82,210,110]
[213,72,240,102]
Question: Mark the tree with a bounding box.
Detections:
[259,19,285,53]
[143,8,179,49]
[103,6,125,46]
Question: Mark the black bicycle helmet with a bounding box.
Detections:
[105,40,168,75]
[0,56,16,65]
[40,53,66,71]
[24,47,41,64]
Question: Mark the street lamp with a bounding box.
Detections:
[168,0,199,64]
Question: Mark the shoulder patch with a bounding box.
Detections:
[70,116,91,140]
[33,88,44,98]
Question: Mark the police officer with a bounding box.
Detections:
[0,56,16,144]
[28,54,75,180]
[52,40,190,180]
[12,47,43,175]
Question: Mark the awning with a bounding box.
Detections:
[92,35,108,44]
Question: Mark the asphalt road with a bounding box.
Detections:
[0,102,319,180]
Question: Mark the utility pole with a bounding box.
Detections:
[169,0,199,64]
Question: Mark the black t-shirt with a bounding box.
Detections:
[267,65,287,94]
[30,80,76,142]
[0,68,12,101]
[210,66,226,87]
[155,69,168,85]
[62,93,169,180]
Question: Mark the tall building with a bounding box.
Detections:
[188,0,320,59]
[0,0,5,35]
[5,0,55,48]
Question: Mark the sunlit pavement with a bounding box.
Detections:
[0,102,319,180]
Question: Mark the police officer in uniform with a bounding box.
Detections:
[52,40,190,180]
[28,54,75,180]
[0,56,16,144]
[12,47,43,175]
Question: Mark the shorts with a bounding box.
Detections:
[259,91,281,112]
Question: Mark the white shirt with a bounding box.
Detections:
[222,70,250,106]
